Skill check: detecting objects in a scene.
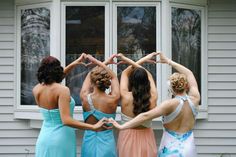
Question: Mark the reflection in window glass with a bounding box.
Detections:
[66,6,105,106]
[21,7,50,105]
[171,7,201,92]
[117,7,156,81]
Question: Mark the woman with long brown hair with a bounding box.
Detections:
[115,53,158,157]
[110,52,200,157]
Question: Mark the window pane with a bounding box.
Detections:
[21,8,50,105]
[117,7,156,81]
[66,6,105,106]
[171,7,201,92]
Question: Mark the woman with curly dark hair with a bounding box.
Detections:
[33,54,106,157]
[114,53,158,157]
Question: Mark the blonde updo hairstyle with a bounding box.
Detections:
[169,72,189,94]
[90,66,111,91]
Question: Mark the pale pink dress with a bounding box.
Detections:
[117,113,157,157]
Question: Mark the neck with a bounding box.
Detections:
[93,87,105,95]
[175,92,186,97]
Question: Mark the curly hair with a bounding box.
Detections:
[37,56,64,84]
[129,68,151,116]
[90,66,111,91]
[169,72,188,94]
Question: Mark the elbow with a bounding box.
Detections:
[62,117,72,126]
[141,112,151,121]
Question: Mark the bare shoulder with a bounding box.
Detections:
[120,92,132,105]
[160,98,179,116]
[32,84,41,95]
[188,95,200,106]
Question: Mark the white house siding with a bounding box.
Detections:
[0,0,38,156]
[0,0,236,156]
[194,0,236,156]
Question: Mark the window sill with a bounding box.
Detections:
[14,107,208,129]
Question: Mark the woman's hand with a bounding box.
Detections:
[144,52,160,63]
[104,54,118,65]
[116,53,132,65]
[157,53,171,64]
[108,118,123,130]
[92,117,109,131]
[73,53,87,65]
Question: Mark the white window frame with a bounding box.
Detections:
[168,3,208,118]
[61,2,111,120]
[112,1,162,102]
[14,0,208,128]
[14,1,61,120]
[14,3,52,116]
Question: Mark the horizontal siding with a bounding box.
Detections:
[0,0,235,156]
[197,0,236,156]
[0,0,41,156]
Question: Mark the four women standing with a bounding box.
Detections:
[33,52,200,157]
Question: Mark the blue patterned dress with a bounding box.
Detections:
[158,95,198,157]
[81,94,117,157]
[35,98,76,157]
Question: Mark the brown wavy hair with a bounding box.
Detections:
[90,66,111,91]
[37,56,64,84]
[129,68,151,116]
[169,72,188,94]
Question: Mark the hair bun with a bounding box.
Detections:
[90,67,111,91]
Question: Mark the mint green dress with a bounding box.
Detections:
[35,97,76,157]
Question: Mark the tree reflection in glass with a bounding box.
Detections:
[66,6,105,106]
[21,7,50,105]
[117,7,156,81]
[172,7,201,93]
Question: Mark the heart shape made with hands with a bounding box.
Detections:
[77,54,97,67]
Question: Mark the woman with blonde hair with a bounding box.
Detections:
[79,54,120,157]
[110,52,200,157]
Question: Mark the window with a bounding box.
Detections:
[14,1,207,122]
[170,3,207,112]
[116,6,157,80]
[65,5,106,106]
[16,4,51,107]
[113,2,161,97]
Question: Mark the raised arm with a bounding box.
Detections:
[117,53,142,99]
[117,53,158,106]
[58,86,106,130]
[158,53,200,104]
[63,53,86,77]
[86,54,120,100]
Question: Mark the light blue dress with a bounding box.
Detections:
[81,94,117,157]
[35,97,76,157]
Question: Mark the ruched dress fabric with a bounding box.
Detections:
[81,94,117,157]
[158,95,198,157]
[117,112,157,157]
[35,97,76,157]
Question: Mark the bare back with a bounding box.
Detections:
[163,97,197,133]
[33,83,64,109]
[82,91,118,128]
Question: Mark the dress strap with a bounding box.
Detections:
[87,94,95,111]
[176,95,198,119]
[162,97,184,124]
[186,95,198,118]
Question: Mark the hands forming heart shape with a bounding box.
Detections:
[75,51,163,67]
